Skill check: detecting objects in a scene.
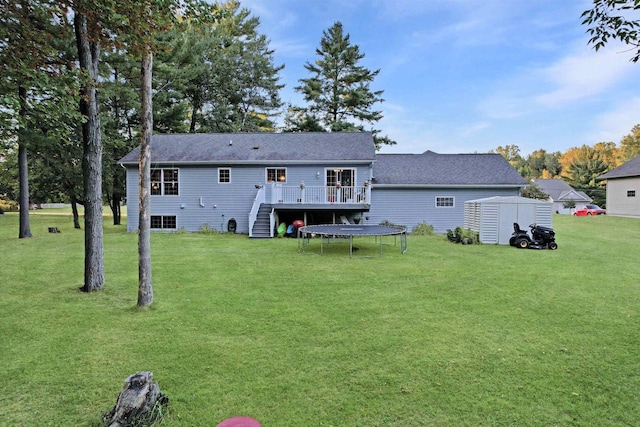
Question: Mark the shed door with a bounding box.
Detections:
[498,203,518,245]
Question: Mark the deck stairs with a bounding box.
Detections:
[251,204,272,238]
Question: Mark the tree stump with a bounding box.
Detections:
[103,371,168,427]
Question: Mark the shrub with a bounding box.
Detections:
[412,221,434,235]
[446,226,479,244]
[379,220,403,228]
[198,224,220,234]
[0,195,18,213]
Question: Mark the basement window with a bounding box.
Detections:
[151,215,177,230]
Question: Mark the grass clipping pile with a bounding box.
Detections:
[103,372,168,427]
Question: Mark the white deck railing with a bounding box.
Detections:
[269,185,370,205]
[248,186,265,237]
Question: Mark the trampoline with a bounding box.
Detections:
[298,224,407,257]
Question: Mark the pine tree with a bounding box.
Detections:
[292,21,395,149]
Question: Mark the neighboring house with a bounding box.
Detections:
[366,151,526,232]
[597,155,640,218]
[119,133,527,235]
[530,178,591,214]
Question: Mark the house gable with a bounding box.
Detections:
[531,179,590,202]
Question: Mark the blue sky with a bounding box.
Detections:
[240,0,640,156]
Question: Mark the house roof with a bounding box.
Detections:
[598,155,640,180]
[119,132,376,165]
[531,179,591,202]
[372,151,527,186]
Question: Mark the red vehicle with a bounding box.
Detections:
[573,204,606,216]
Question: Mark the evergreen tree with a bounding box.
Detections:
[155,1,284,133]
[521,183,549,200]
[562,145,609,206]
[292,21,395,149]
[0,0,79,238]
[101,51,141,225]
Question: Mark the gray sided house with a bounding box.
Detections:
[120,132,376,236]
[530,178,591,214]
[364,151,527,233]
[598,155,640,218]
[120,134,527,235]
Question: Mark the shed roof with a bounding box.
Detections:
[119,132,376,164]
[466,196,551,205]
[598,155,640,180]
[372,151,527,186]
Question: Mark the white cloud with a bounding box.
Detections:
[458,121,492,138]
[592,97,640,143]
[535,44,638,108]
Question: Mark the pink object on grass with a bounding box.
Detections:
[216,416,261,427]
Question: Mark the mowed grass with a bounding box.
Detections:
[0,212,638,426]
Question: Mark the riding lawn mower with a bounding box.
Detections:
[510,223,558,250]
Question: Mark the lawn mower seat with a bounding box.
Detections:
[513,223,525,234]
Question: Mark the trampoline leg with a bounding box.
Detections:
[350,236,353,258]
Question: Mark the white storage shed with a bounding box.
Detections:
[464,196,553,245]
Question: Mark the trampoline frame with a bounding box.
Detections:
[298,224,407,257]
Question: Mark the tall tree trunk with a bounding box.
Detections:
[189,100,199,133]
[110,189,121,226]
[75,12,104,292]
[70,195,81,229]
[17,86,32,238]
[138,45,153,308]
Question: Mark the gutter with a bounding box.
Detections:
[370,184,526,189]
[118,159,375,166]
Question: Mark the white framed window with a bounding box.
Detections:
[325,168,355,187]
[266,167,287,183]
[151,168,179,196]
[627,190,636,197]
[150,215,177,230]
[218,168,231,183]
[436,196,455,207]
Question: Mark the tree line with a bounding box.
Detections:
[0,2,393,217]
[493,123,640,206]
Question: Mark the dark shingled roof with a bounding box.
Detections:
[119,132,376,164]
[598,155,640,180]
[372,151,527,186]
[531,179,590,201]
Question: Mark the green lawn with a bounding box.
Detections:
[0,212,638,426]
